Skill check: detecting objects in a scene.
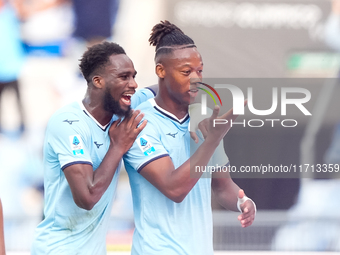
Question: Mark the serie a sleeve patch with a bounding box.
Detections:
[69,134,84,155]
[137,135,155,156]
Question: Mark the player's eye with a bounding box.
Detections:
[182,70,191,75]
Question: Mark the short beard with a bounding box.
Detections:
[103,88,131,118]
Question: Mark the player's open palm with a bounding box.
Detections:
[109,109,147,154]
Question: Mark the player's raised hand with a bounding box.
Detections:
[190,105,233,144]
[109,109,147,154]
[189,117,210,143]
[192,100,247,145]
[190,131,199,144]
[204,104,240,145]
[237,189,256,228]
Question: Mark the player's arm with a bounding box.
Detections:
[140,140,218,203]
[139,106,238,203]
[0,199,5,255]
[211,169,256,228]
[64,110,146,210]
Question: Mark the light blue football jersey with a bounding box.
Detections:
[123,98,229,255]
[31,88,154,255]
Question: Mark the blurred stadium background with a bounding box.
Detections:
[1,0,340,253]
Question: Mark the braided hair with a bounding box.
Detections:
[149,20,196,60]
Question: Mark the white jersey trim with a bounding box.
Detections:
[149,98,189,124]
[78,101,110,130]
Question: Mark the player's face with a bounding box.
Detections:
[163,47,203,105]
[102,54,138,117]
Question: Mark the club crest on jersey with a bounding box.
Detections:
[69,135,84,155]
[138,135,155,156]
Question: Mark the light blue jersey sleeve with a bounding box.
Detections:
[131,88,156,109]
[46,112,92,170]
[124,117,169,173]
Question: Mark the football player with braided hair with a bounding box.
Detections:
[123,20,256,254]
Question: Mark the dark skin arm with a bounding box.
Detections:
[0,199,5,255]
[192,100,255,227]
[64,110,146,210]
[139,106,239,203]
[212,171,256,228]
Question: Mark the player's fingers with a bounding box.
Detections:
[135,119,147,134]
[190,132,199,143]
[198,119,209,139]
[241,217,255,228]
[238,206,254,221]
[238,189,245,199]
[239,210,253,221]
[219,99,247,122]
[126,109,141,127]
[240,212,255,223]
[242,221,253,228]
[111,118,121,129]
[219,107,238,123]
[209,105,220,121]
[237,190,248,213]
[132,112,145,128]
[240,216,252,226]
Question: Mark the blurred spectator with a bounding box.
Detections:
[65,0,121,104]
[72,0,120,47]
[0,0,26,134]
[12,0,73,56]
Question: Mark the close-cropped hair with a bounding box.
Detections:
[79,42,126,83]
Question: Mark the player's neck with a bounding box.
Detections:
[155,93,188,120]
[82,98,112,126]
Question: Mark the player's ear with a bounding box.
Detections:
[92,75,104,89]
[155,63,165,79]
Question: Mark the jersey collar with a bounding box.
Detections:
[78,101,110,131]
[149,98,189,125]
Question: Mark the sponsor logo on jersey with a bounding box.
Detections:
[94,141,103,148]
[137,135,155,156]
[166,132,178,138]
[69,135,84,155]
[63,119,79,125]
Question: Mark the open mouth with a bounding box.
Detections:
[121,93,134,106]
[189,83,199,93]
[188,88,199,98]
